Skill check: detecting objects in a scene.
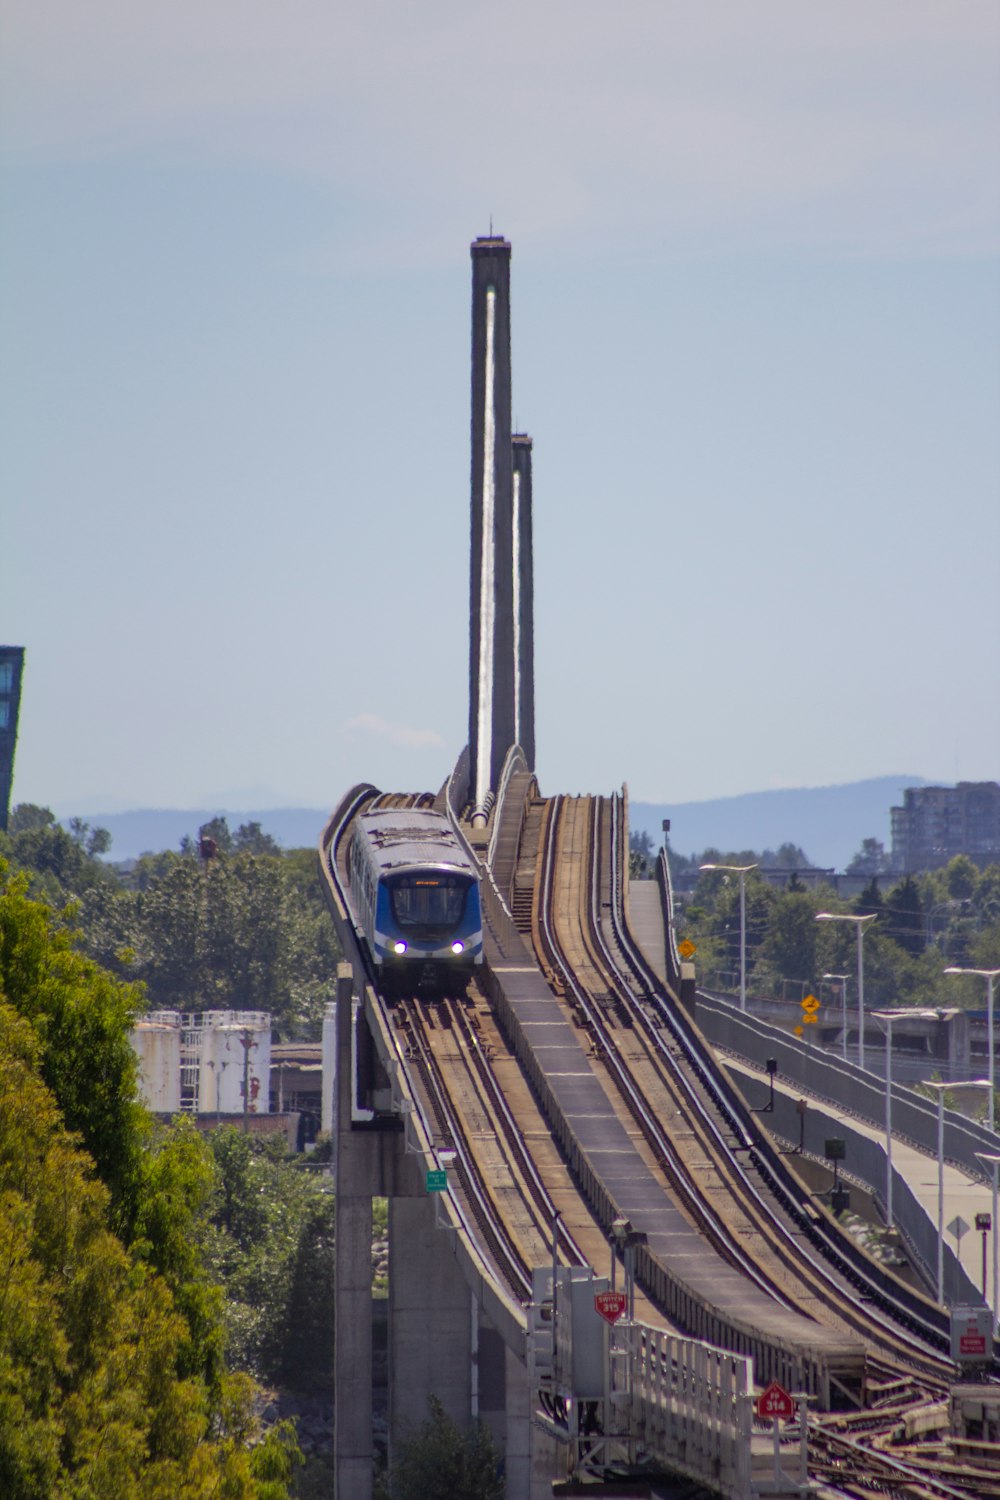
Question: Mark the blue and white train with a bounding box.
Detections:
[348,806,484,995]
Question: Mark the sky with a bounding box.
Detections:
[3,2,999,817]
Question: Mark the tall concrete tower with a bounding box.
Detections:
[468,236,515,812]
[511,434,535,772]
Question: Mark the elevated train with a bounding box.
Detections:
[348,806,483,995]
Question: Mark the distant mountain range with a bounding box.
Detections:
[629,775,932,872]
[72,774,931,870]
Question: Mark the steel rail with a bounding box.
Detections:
[403,1004,534,1300]
[537,794,799,1306]
[595,795,952,1378]
[444,996,592,1269]
[605,792,960,1375]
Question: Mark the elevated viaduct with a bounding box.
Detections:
[320,237,1000,1499]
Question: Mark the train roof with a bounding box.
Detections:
[354,807,480,879]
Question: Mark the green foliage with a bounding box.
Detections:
[854,877,884,919]
[234,822,283,857]
[846,837,889,876]
[757,891,819,986]
[0,867,300,1496]
[0,865,147,1235]
[4,810,340,1039]
[0,1001,299,1499]
[945,854,978,901]
[202,1130,334,1391]
[75,849,339,1040]
[883,876,924,957]
[385,1396,504,1500]
[678,859,1000,1011]
[7,803,57,834]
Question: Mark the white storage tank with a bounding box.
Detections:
[200,1011,271,1117]
[131,1016,182,1113]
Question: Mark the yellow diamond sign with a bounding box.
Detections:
[801,994,820,1014]
[678,939,697,960]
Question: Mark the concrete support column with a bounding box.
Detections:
[511,433,535,771]
[469,234,514,809]
[388,1195,474,1449]
[334,963,374,1500]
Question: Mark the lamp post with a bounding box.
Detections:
[924,1079,991,1304]
[944,967,1000,1135]
[975,1152,1000,1327]
[815,913,877,1071]
[823,973,851,1062]
[700,863,758,1012]
[873,1010,939,1230]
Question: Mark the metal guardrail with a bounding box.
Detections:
[628,1326,753,1500]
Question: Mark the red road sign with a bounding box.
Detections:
[756,1380,795,1422]
[594,1291,628,1325]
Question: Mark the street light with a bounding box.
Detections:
[923,1079,991,1304]
[944,967,1000,1135]
[823,973,851,1062]
[975,1152,1000,1328]
[873,1010,940,1229]
[815,913,877,1071]
[700,863,758,1012]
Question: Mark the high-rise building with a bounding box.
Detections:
[0,647,25,831]
[890,782,1000,873]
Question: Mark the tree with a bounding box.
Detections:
[386,1396,503,1500]
[0,864,147,1235]
[7,803,56,834]
[759,891,818,984]
[884,876,924,958]
[846,837,889,877]
[199,816,235,856]
[854,878,884,920]
[201,1130,336,1388]
[234,822,282,857]
[67,816,113,859]
[0,999,299,1499]
[945,854,978,902]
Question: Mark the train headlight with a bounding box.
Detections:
[393,940,407,955]
[451,940,465,955]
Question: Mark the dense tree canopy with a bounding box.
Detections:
[677,852,1000,1011]
[1,809,341,1039]
[0,864,299,1498]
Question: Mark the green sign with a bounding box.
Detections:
[426,1169,448,1193]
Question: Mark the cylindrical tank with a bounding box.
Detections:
[131,1019,182,1112]
[200,1011,271,1116]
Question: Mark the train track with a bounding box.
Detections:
[532,792,957,1393]
[321,780,996,1490]
[324,786,663,1318]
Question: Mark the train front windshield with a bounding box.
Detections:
[389,874,471,937]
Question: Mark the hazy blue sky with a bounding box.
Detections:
[3,2,998,815]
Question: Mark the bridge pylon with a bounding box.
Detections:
[468,235,535,818]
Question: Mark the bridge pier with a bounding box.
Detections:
[388,1195,475,1439]
[334,962,377,1499]
[334,960,548,1495]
